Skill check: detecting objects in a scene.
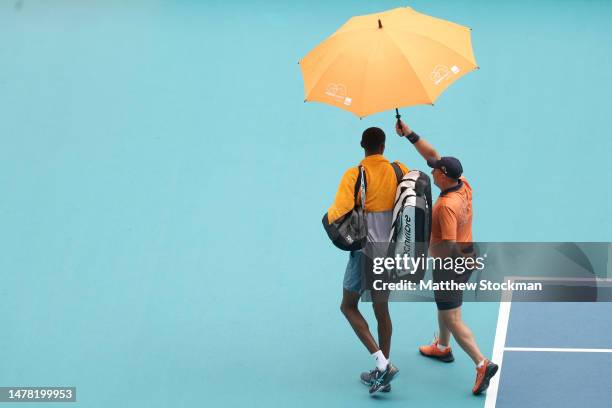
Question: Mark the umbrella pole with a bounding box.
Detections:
[395,108,404,136]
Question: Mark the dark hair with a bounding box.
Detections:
[360,127,385,151]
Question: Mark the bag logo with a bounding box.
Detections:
[403,214,412,255]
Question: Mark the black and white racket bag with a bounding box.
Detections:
[388,169,432,279]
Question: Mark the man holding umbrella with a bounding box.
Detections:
[395,119,499,395]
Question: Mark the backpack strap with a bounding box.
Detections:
[391,162,403,184]
[353,166,367,208]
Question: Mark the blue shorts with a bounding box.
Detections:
[343,250,364,294]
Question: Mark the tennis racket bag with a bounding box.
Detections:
[388,169,432,279]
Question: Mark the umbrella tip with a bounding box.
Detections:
[378,19,382,29]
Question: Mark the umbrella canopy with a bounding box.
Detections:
[299,7,478,118]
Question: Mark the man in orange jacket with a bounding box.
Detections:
[395,119,499,395]
[328,127,408,394]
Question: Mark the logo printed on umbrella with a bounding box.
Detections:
[325,83,352,106]
[431,65,460,85]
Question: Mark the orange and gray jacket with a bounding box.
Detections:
[328,154,409,242]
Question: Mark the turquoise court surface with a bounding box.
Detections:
[1,1,612,407]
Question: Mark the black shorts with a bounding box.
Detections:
[433,268,473,311]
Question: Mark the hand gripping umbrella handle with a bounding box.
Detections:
[395,108,404,136]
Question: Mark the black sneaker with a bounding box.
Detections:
[368,363,399,394]
[360,370,391,392]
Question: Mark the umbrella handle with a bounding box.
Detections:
[395,108,404,136]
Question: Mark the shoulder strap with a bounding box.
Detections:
[391,162,403,184]
[353,166,367,207]
[353,166,361,202]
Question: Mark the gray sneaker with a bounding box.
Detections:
[367,363,399,394]
[360,370,391,392]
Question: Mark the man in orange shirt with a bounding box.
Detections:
[396,119,498,395]
[328,127,408,394]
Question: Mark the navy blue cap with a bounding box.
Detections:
[427,156,463,179]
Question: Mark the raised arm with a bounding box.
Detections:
[395,120,441,162]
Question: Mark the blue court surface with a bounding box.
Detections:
[487,300,612,408]
[2,1,612,407]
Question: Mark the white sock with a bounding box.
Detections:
[372,350,388,370]
[436,343,448,351]
[477,359,486,368]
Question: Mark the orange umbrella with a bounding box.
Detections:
[299,7,478,119]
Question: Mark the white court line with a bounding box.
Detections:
[483,298,512,408]
[505,347,612,353]
[505,275,612,283]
